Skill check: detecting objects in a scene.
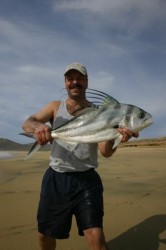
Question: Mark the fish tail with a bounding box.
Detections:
[24,141,41,160]
[19,132,43,159]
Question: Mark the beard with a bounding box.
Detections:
[67,84,87,100]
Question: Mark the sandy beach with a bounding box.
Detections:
[0,147,166,250]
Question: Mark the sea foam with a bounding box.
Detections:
[0,151,14,159]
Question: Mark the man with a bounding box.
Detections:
[22,63,138,250]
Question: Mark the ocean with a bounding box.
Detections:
[0,151,14,159]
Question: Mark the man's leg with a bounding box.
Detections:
[38,233,56,250]
[84,228,109,250]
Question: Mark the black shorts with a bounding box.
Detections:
[37,167,103,239]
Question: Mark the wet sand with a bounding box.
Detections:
[0,148,166,250]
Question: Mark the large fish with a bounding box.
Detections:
[20,89,153,159]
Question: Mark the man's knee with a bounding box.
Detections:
[38,232,54,241]
[38,232,56,249]
[84,227,105,243]
[38,232,49,241]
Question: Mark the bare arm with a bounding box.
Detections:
[99,128,139,158]
[98,140,117,158]
[22,101,60,145]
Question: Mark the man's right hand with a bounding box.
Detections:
[34,125,52,145]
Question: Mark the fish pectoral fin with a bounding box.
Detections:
[24,141,41,160]
[112,134,123,148]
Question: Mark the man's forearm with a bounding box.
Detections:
[98,140,117,158]
[22,117,44,133]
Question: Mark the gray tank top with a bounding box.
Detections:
[49,101,98,172]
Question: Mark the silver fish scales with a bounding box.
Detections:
[20,89,153,159]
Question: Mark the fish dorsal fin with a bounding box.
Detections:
[87,88,119,106]
[102,95,119,105]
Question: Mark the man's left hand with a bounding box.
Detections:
[118,128,139,143]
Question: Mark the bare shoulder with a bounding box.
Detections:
[47,100,61,116]
[41,100,61,116]
[47,100,61,109]
[29,100,61,123]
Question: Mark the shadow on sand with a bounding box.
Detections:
[107,214,166,250]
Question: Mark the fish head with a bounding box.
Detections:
[124,105,153,132]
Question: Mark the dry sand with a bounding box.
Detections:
[0,148,166,250]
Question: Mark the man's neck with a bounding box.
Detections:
[66,98,89,115]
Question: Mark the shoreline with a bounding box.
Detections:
[0,151,15,159]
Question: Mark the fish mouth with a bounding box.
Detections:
[145,117,153,126]
[133,117,153,132]
[140,117,153,131]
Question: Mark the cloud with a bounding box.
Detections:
[0,0,166,143]
[54,0,166,31]
[53,0,166,62]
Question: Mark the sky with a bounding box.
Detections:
[0,0,166,144]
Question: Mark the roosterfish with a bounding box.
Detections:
[20,89,153,159]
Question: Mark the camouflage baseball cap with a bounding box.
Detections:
[64,63,88,76]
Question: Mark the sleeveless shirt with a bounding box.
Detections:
[49,101,98,172]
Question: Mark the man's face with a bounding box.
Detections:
[65,70,88,98]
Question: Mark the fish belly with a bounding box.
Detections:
[53,127,119,143]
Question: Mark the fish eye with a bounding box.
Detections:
[139,112,145,119]
[113,125,119,128]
